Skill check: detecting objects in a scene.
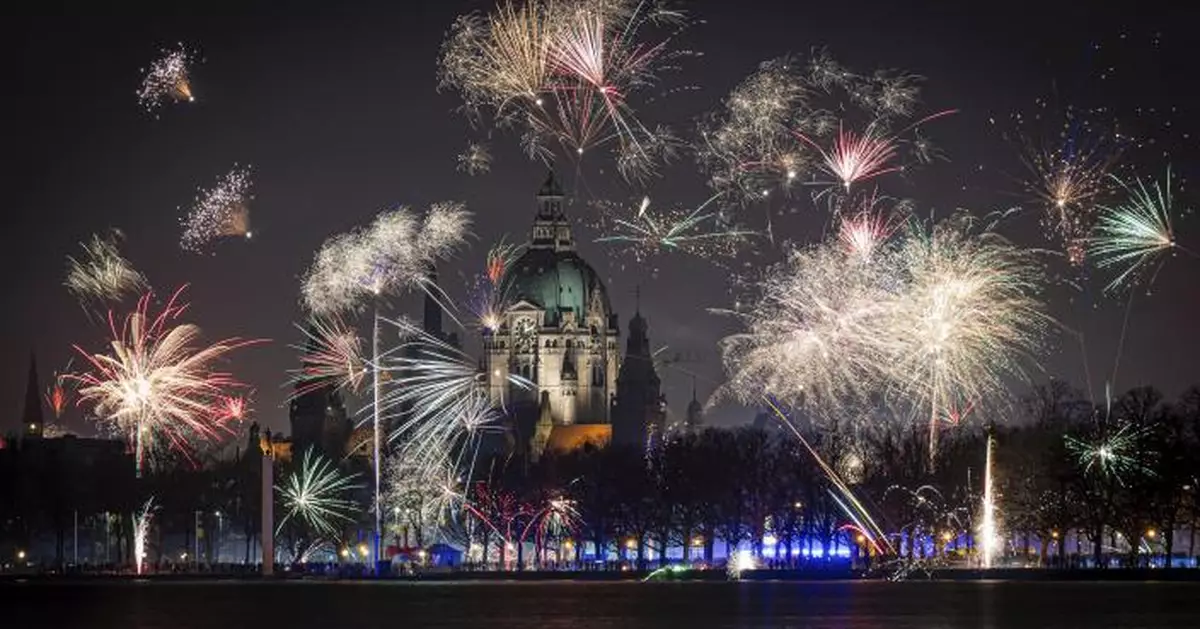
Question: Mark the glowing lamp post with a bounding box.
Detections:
[260,433,275,577]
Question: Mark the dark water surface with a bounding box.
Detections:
[4,580,1200,628]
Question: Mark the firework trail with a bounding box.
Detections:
[134,497,156,575]
[522,496,581,545]
[65,230,149,311]
[180,166,254,253]
[1090,168,1190,293]
[469,237,523,332]
[287,317,367,397]
[386,441,468,542]
[277,448,363,538]
[438,0,691,180]
[138,44,196,113]
[836,193,908,261]
[515,495,582,566]
[377,316,532,472]
[764,398,895,556]
[487,237,523,286]
[300,202,471,316]
[465,482,526,566]
[980,427,999,568]
[593,192,757,261]
[45,366,73,419]
[69,286,263,475]
[458,143,494,175]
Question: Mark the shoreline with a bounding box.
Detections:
[5,568,1200,584]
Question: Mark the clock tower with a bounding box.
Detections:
[482,173,620,458]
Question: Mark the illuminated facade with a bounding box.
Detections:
[483,173,626,459]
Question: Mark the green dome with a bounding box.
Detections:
[501,248,610,326]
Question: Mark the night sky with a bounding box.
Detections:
[3,1,1198,437]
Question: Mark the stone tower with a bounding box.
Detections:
[289,325,352,458]
[611,310,666,450]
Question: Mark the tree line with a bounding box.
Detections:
[4,382,1200,571]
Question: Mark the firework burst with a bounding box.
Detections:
[181,166,254,253]
[719,213,1050,457]
[1006,106,1126,265]
[65,230,149,310]
[301,202,471,316]
[288,317,367,397]
[138,44,196,113]
[218,395,249,421]
[457,142,494,175]
[1066,420,1154,486]
[695,55,813,202]
[277,448,363,538]
[717,241,898,413]
[836,193,907,261]
[799,123,901,191]
[1090,169,1187,293]
[889,215,1050,458]
[594,192,756,261]
[70,286,263,475]
[696,51,952,205]
[439,0,690,180]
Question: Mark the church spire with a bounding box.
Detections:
[22,352,45,437]
[685,375,704,432]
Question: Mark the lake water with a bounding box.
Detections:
[5,580,1200,628]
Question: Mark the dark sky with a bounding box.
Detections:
[3,1,1198,437]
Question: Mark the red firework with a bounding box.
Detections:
[70,286,264,474]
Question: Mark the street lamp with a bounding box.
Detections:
[194,510,202,570]
[214,511,223,564]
